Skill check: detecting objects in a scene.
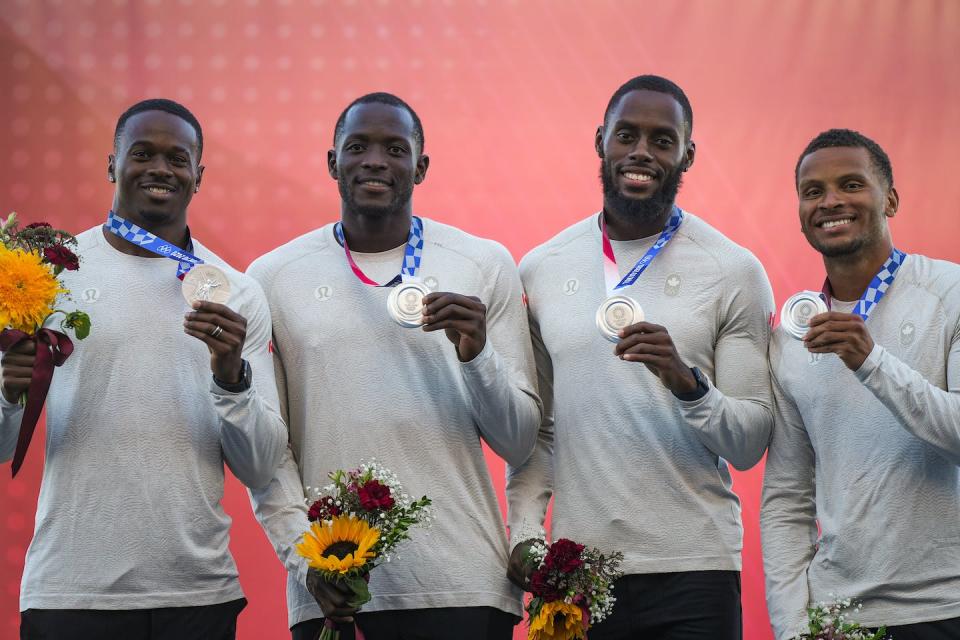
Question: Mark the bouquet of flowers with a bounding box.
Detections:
[0,213,90,476]
[523,538,624,640]
[790,597,887,640]
[296,459,432,640]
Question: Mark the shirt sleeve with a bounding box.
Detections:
[212,283,287,489]
[459,245,543,468]
[854,329,960,464]
[505,298,554,550]
[760,365,817,640]
[678,254,775,470]
[247,343,311,588]
[0,391,24,463]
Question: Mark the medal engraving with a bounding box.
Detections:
[781,291,828,340]
[387,281,429,328]
[596,295,644,343]
[182,264,232,305]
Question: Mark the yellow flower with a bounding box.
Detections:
[528,601,585,640]
[295,514,379,574]
[0,246,65,334]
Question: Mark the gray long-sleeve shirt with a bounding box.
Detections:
[246,218,542,627]
[0,226,286,611]
[762,253,960,639]
[506,211,775,574]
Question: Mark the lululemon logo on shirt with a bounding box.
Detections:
[899,321,916,347]
[563,278,579,295]
[424,276,439,291]
[664,273,682,296]
[81,287,100,303]
[314,285,332,302]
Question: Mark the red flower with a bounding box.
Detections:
[529,568,563,602]
[307,496,340,522]
[44,245,79,271]
[25,222,52,229]
[544,538,585,574]
[358,480,394,511]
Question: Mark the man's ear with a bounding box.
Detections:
[682,139,696,172]
[595,126,604,158]
[885,186,899,218]
[413,154,430,184]
[327,149,338,180]
[107,154,116,183]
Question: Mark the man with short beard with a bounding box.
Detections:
[505,75,774,639]
[247,92,541,640]
[762,129,960,640]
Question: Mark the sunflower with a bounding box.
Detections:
[295,514,379,574]
[528,601,585,640]
[0,245,65,334]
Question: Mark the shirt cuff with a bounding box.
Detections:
[458,338,495,371]
[676,374,717,409]
[853,343,884,381]
[0,392,23,414]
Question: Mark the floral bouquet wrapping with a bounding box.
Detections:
[0,213,90,476]
[523,538,624,640]
[295,460,432,640]
[789,597,887,640]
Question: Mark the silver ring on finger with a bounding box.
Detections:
[210,325,223,338]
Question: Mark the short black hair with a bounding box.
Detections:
[795,128,893,188]
[114,98,204,160]
[603,75,693,141]
[333,92,425,154]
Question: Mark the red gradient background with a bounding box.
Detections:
[2,2,959,639]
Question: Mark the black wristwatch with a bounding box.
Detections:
[672,366,709,402]
[213,359,252,393]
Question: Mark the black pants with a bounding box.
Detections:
[291,606,517,640]
[878,616,960,640]
[20,598,246,640]
[588,571,741,640]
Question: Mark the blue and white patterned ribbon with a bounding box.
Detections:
[601,206,684,295]
[822,248,907,321]
[334,216,424,287]
[105,210,203,280]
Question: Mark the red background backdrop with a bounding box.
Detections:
[2,2,958,639]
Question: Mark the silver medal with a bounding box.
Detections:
[387,281,429,328]
[780,291,828,340]
[182,264,231,305]
[595,295,644,343]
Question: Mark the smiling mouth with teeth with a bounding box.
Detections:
[820,219,853,229]
[623,172,654,183]
[145,186,174,194]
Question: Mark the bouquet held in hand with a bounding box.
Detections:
[0,213,90,476]
[523,538,623,640]
[790,597,887,640]
[295,460,431,640]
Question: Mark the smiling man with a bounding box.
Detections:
[246,92,541,640]
[0,98,286,639]
[505,75,775,639]
[762,129,960,640]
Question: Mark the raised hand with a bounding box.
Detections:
[421,292,487,362]
[183,301,247,383]
[614,321,698,395]
[804,311,875,370]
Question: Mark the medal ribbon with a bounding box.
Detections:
[333,216,424,287]
[105,210,203,280]
[600,206,684,295]
[820,248,907,320]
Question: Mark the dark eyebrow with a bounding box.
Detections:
[127,139,194,155]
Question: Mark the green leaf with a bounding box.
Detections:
[62,311,92,340]
[343,575,371,608]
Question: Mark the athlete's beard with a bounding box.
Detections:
[600,159,684,226]
[339,178,414,220]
